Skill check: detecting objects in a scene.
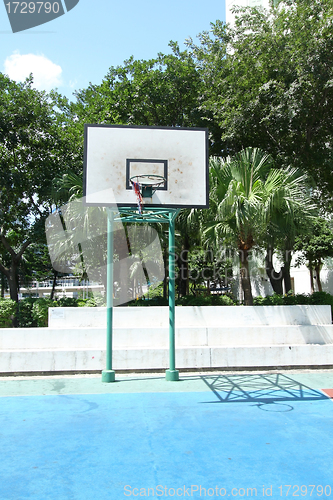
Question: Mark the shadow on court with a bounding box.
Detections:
[199,373,327,410]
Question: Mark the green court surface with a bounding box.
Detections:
[1,370,333,500]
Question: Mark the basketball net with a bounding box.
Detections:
[132,180,143,214]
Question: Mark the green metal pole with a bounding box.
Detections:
[165,210,179,381]
[102,209,116,382]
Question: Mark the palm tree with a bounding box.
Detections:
[205,148,316,305]
[52,172,83,204]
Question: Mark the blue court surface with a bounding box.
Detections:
[1,371,333,500]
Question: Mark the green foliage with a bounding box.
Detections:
[0,74,81,302]
[254,291,333,308]
[14,294,106,328]
[127,293,236,307]
[128,296,169,307]
[176,294,236,306]
[282,293,300,306]
[253,294,285,306]
[207,149,274,246]
[92,294,106,306]
[308,291,333,307]
[73,43,204,130]
[138,283,164,300]
[0,298,17,327]
[294,218,333,268]
[187,248,234,292]
[19,242,54,288]
[32,298,56,327]
[56,297,78,307]
[82,298,98,307]
[77,299,89,307]
[190,0,333,205]
[80,294,106,307]
[208,150,316,249]
[17,298,37,327]
[206,148,316,304]
[254,291,304,306]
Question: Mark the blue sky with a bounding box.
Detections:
[0,0,226,100]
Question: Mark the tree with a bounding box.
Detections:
[205,148,270,304]
[0,74,79,305]
[205,148,316,304]
[187,247,234,296]
[294,217,333,292]
[71,43,210,146]
[66,45,212,299]
[189,0,333,204]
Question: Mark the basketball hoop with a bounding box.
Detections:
[130,175,166,213]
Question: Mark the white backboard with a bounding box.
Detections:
[83,125,209,209]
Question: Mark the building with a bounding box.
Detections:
[19,278,104,300]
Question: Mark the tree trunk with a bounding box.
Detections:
[239,248,253,305]
[0,259,20,303]
[178,237,190,297]
[282,249,293,293]
[178,250,188,297]
[314,261,322,292]
[50,269,58,300]
[8,261,19,303]
[0,235,32,326]
[0,234,31,301]
[7,261,19,327]
[265,246,283,295]
[139,250,150,291]
[1,272,5,298]
[309,263,315,293]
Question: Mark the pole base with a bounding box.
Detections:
[165,369,179,381]
[102,370,116,383]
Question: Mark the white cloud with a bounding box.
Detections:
[3,52,63,91]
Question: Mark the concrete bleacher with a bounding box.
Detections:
[0,305,332,373]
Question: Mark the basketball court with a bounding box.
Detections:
[1,370,333,500]
[28,126,333,498]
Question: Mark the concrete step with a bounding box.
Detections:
[1,344,333,373]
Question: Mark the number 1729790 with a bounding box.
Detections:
[5,2,60,14]
[278,485,332,496]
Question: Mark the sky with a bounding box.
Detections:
[0,0,226,101]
